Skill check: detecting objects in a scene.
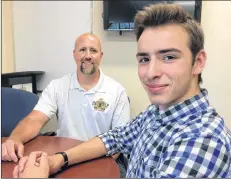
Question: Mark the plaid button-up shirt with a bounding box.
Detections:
[99,89,231,178]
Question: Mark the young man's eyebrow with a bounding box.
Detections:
[157,48,182,54]
[136,52,149,57]
[136,48,182,57]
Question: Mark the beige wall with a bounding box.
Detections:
[93,1,231,128]
[201,1,231,128]
[2,1,15,73]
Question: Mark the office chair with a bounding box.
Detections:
[1,87,56,137]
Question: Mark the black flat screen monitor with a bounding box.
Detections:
[103,0,202,31]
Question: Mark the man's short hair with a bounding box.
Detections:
[134,3,204,84]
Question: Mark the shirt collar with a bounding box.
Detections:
[70,69,106,93]
[151,88,210,124]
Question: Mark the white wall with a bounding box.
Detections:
[12,1,92,90]
[93,1,231,127]
[11,1,92,132]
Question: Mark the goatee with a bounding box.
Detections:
[80,63,96,75]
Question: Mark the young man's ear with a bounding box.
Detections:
[192,49,206,75]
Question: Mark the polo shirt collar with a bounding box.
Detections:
[70,69,106,93]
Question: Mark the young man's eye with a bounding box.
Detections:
[163,55,176,61]
[80,48,85,52]
[139,57,150,64]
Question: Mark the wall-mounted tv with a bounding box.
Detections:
[103,0,202,31]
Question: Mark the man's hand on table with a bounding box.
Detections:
[13,151,49,178]
[13,151,65,177]
[2,137,24,162]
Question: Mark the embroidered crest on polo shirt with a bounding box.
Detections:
[92,98,109,111]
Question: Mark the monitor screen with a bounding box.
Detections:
[103,0,202,31]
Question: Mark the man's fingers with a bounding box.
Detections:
[26,152,37,164]
[36,156,41,163]
[39,153,48,167]
[16,143,24,159]
[35,162,40,167]
[1,144,11,161]
[17,151,45,174]
[27,151,44,164]
[5,141,18,162]
[18,156,28,173]
[13,165,19,178]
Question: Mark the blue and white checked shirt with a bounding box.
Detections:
[98,89,231,178]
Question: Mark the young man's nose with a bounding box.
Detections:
[146,58,162,79]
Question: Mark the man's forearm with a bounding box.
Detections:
[64,137,107,166]
[9,112,47,144]
[10,118,41,143]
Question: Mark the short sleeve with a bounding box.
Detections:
[33,81,58,119]
[111,90,131,129]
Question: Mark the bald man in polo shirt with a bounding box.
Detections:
[2,33,130,177]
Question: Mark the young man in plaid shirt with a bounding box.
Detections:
[15,3,231,178]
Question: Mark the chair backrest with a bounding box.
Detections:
[2,87,39,137]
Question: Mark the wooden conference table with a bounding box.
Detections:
[1,136,120,178]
